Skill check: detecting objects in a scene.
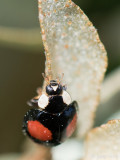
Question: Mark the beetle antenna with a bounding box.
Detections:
[42,73,50,84]
[56,75,60,84]
[56,73,64,84]
[61,73,64,82]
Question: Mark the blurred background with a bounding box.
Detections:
[0,0,120,155]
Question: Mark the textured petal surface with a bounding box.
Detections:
[38,0,107,137]
[95,68,120,126]
[84,120,120,160]
[52,139,84,160]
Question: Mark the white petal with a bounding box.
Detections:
[52,139,84,160]
[85,120,120,160]
[39,0,107,137]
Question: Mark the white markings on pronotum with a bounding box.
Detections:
[62,90,71,105]
[38,94,49,109]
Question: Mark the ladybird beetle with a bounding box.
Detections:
[23,78,78,146]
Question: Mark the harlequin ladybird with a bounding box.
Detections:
[23,77,78,146]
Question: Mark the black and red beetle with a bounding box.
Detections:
[23,78,78,146]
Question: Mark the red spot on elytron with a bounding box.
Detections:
[28,121,52,141]
[66,114,77,137]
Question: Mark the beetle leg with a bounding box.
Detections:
[27,87,43,107]
[36,87,42,95]
[27,95,40,107]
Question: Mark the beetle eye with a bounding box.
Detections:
[38,94,49,109]
[46,82,63,95]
